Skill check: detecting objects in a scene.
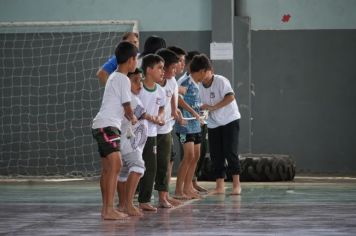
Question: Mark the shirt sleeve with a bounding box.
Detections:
[220,76,234,97]
[101,55,117,74]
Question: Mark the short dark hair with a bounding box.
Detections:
[115,41,138,65]
[167,46,186,56]
[189,54,212,73]
[127,68,142,78]
[186,51,200,65]
[121,32,139,41]
[140,35,166,57]
[156,48,179,69]
[141,54,164,76]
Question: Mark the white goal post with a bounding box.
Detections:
[0,20,138,177]
[0,20,139,33]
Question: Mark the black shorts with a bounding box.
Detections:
[92,127,121,158]
[176,132,202,144]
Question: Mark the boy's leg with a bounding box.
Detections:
[126,172,144,216]
[208,126,226,194]
[222,119,241,195]
[183,143,201,199]
[166,132,182,206]
[193,125,208,192]
[167,160,182,206]
[125,152,145,216]
[117,161,129,211]
[155,133,172,208]
[175,139,194,199]
[102,152,128,220]
[138,137,157,211]
[117,181,126,212]
[100,158,109,217]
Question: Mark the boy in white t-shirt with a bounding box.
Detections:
[137,54,166,212]
[91,41,138,220]
[194,54,242,195]
[155,48,182,208]
[116,68,148,217]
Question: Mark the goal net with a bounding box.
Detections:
[0,20,138,177]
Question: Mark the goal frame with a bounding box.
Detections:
[0,20,139,33]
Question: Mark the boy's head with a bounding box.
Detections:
[185,51,200,73]
[167,46,186,75]
[122,32,139,49]
[189,54,213,83]
[156,48,179,78]
[141,54,165,83]
[128,68,143,95]
[115,41,138,72]
[141,35,166,56]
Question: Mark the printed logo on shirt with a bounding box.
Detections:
[210,92,215,98]
[156,97,161,105]
[166,90,173,98]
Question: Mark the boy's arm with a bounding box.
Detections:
[178,96,200,119]
[178,86,187,95]
[96,69,109,85]
[123,102,138,125]
[96,56,117,85]
[170,95,179,119]
[156,106,165,126]
[201,93,235,112]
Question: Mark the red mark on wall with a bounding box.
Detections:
[282,14,291,23]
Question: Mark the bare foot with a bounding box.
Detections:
[230,187,242,195]
[116,205,126,213]
[158,200,173,208]
[193,184,208,193]
[139,203,157,212]
[210,188,225,195]
[184,190,202,199]
[127,205,144,216]
[173,193,191,200]
[167,197,182,206]
[103,209,128,220]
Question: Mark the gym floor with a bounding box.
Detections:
[1,177,356,235]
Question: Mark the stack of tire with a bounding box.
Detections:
[198,153,296,182]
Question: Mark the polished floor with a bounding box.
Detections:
[0,177,356,235]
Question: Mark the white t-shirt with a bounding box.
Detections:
[177,72,188,85]
[121,94,148,155]
[92,71,131,129]
[199,74,241,129]
[158,78,178,134]
[138,83,166,137]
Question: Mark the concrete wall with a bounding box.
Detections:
[0,0,211,32]
[235,0,356,174]
[237,0,356,30]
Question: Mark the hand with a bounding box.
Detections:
[201,104,214,112]
[171,109,179,120]
[178,86,187,95]
[156,116,165,126]
[131,115,138,125]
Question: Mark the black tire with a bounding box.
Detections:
[238,154,296,181]
[198,153,296,182]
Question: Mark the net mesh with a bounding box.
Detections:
[0,21,137,177]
